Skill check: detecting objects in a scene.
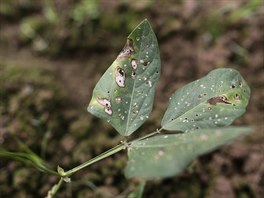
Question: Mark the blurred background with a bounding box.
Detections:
[0,0,263,197]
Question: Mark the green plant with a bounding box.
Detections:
[0,19,251,197]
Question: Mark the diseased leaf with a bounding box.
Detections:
[88,19,160,136]
[161,68,250,132]
[125,127,252,178]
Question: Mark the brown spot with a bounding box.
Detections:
[207,95,232,105]
[117,68,125,76]
[131,69,136,79]
[234,93,241,100]
[118,39,135,58]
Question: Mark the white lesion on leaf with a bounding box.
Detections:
[147,80,152,87]
[115,67,126,87]
[130,59,138,80]
[118,38,135,58]
[96,98,113,115]
[131,59,138,70]
[115,96,122,104]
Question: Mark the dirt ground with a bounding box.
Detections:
[0,0,263,198]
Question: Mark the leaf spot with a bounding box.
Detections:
[147,80,152,87]
[115,96,122,104]
[234,93,241,100]
[143,61,148,66]
[115,68,125,87]
[104,108,113,115]
[118,38,134,58]
[207,95,232,105]
[158,150,164,156]
[131,70,137,79]
[131,59,137,70]
[200,134,208,141]
[96,98,111,107]
[96,98,113,115]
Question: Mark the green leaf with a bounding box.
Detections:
[125,127,252,178]
[161,68,250,132]
[88,19,160,136]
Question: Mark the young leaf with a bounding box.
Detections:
[88,19,160,136]
[161,68,250,132]
[0,148,58,175]
[125,127,252,178]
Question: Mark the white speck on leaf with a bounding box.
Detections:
[147,80,152,87]
[131,59,137,70]
[115,96,122,104]
[200,134,208,141]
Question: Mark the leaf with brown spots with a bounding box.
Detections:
[161,68,250,132]
[88,19,160,136]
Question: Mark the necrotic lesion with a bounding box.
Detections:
[207,95,232,105]
[118,39,135,58]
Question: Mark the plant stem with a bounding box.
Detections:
[46,177,63,198]
[129,128,163,143]
[64,143,125,177]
